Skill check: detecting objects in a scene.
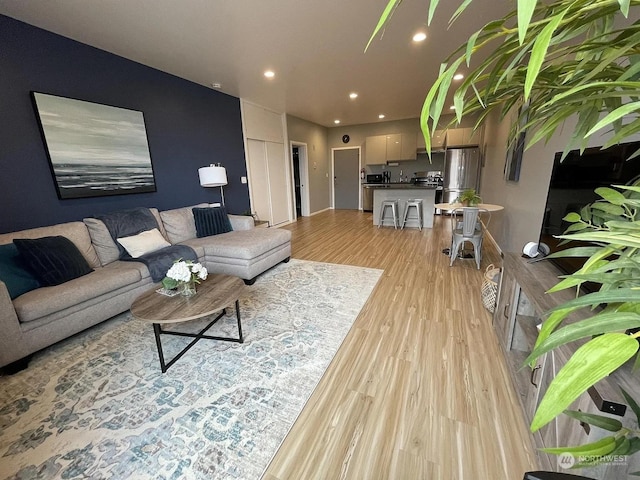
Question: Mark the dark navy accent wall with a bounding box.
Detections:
[0,15,249,234]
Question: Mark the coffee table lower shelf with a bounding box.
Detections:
[153,301,243,373]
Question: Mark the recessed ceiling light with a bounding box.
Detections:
[453,73,464,80]
[378,114,385,119]
[334,119,341,124]
[211,82,222,89]
[264,70,275,78]
[349,92,358,99]
[412,32,427,42]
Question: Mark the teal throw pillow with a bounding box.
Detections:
[192,207,233,238]
[0,243,41,299]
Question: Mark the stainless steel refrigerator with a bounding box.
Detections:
[443,147,482,204]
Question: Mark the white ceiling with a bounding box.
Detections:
[0,0,512,127]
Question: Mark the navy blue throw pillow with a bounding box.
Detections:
[0,243,41,299]
[192,207,233,238]
[14,236,94,287]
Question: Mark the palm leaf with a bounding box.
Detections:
[365,0,401,52]
[531,333,639,432]
[526,311,640,363]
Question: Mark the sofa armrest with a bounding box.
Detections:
[228,214,254,231]
[0,280,29,367]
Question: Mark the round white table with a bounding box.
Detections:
[434,202,504,212]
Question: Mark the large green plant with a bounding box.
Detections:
[369,0,640,466]
[369,0,640,158]
[527,185,640,461]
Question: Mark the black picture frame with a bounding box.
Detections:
[504,104,528,183]
[31,92,157,199]
[505,130,526,182]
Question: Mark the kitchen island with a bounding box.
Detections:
[365,184,438,228]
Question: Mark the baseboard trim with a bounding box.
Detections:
[309,208,331,217]
[482,224,503,257]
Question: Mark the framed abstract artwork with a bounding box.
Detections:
[32,92,156,199]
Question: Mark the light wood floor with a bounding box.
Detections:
[263,210,538,480]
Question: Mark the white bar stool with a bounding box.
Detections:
[401,199,424,230]
[378,199,399,229]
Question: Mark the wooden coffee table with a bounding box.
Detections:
[131,274,246,373]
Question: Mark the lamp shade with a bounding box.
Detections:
[198,165,227,187]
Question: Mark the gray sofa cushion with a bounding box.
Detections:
[84,208,166,266]
[159,203,208,244]
[14,262,143,323]
[0,222,101,269]
[83,217,120,266]
[228,214,254,231]
[182,228,291,260]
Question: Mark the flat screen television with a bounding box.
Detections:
[539,141,640,279]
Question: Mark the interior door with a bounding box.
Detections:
[334,148,359,209]
[246,139,290,226]
[246,139,271,224]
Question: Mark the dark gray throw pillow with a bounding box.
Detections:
[192,207,233,238]
[14,236,94,287]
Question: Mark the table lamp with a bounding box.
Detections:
[198,164,228,205]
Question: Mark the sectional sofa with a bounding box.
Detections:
[0,203,291,370]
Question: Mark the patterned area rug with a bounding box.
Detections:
[0,259,382,480]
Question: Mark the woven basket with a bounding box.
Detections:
[481,264,501,313]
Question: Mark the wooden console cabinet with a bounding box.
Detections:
[494,253,639,479]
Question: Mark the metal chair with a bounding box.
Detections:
[449,207,489,269]
[401,199,423,230]
[378,199,399,229]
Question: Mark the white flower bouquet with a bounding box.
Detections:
[162,259,208,296]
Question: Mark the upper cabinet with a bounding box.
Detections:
[365,135,387,165]
[445,127,483,148]
[417,129,446,151]
[365,133,417,165]
[400,133,417,160]
[385,134,402,160]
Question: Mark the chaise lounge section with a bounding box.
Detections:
[158,204,291,284]
[0,204,291,370]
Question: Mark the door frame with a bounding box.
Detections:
[331,146,362,210]
[289,141,310,218]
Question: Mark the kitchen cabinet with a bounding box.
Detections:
[417,129,446,151]
[445,127,482,147]
[365,133,417,164]
[365,135,387,165]
[400,133,417,160]
[385,134,402,161]
[493,253,639,478]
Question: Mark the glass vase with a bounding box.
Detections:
[179,278,196,297]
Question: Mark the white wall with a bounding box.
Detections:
[286,115,331,214]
